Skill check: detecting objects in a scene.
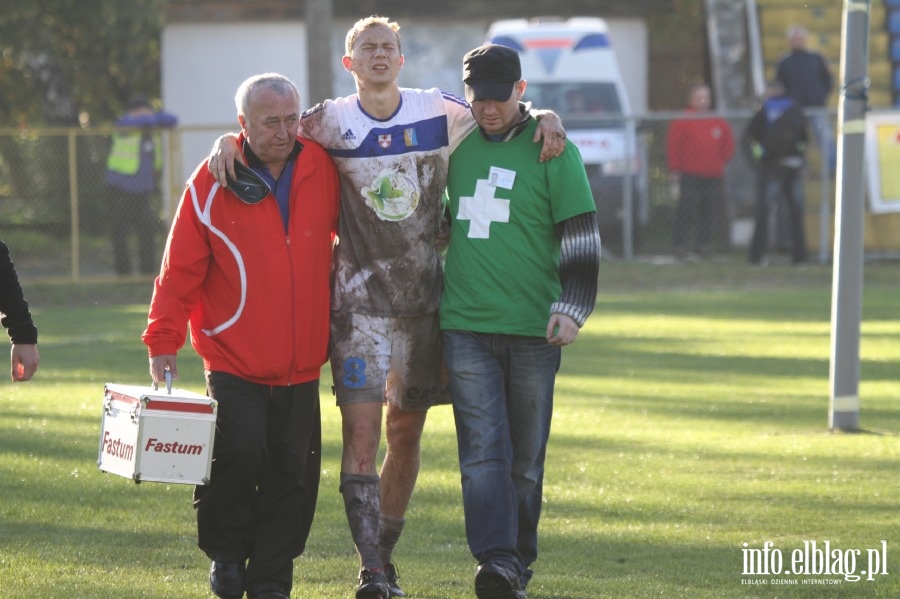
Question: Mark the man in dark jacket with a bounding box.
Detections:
[776,25,834,173]
[0,240,39,381]
[745,82,809,266]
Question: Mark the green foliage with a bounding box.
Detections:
[0,1,168,238]
[0,0,167,126]
[1,262,898,598]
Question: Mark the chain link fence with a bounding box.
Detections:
[629,110,835,262]
[0,113,854,282]
[0,127,184,280]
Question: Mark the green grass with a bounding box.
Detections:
[1,256,898,598]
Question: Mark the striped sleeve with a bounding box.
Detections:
[550,212,601,327]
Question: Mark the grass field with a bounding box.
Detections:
[1,256,897,598]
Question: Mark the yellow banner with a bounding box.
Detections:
[876,123,900,201]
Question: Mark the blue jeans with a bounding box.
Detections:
[807,110,836,175]
[442,330,561,581]
[749,164,808,264]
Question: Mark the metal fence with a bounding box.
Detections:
[0,113,841,282]
[621,110,836,263]
[0,126,183,280]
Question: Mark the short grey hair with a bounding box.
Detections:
[786,25,808,39]
[234,73,300,117]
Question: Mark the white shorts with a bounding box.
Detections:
[330,311,449,411]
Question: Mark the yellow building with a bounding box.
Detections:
[757,0,900,252]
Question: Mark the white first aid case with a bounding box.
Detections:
[98,380,217,485]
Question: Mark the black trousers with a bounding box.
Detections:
[195,371,322,595]
[749,164,808,264]
[673,174,723,252]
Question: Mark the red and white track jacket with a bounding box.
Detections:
[143,136,340,386]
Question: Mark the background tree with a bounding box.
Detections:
[0,0,167,127]
[0,0,168,245]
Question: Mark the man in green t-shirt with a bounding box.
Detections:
[440,44,601,599]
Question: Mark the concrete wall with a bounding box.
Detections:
[330,17,647,107]
[161,18,646,183]
[606,19,648,114]
[162,21,308,185]
[329,19,487,100]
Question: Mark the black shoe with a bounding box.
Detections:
[474,561,526,599]
[209,561,245,599]
[356,568,391,599]
[384,562,405,597]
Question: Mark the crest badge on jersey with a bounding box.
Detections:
[361,167,420,222]
[378,134,392,149]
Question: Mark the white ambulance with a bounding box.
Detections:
[487,17,646,250]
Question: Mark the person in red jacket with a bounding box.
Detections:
[142,73,340,599]
[666,83,735,257]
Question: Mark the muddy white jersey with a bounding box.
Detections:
[300,88,474,316]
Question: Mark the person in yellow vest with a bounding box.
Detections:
[105,95,177,275]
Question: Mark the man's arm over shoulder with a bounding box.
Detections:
[439,89,478,153]
[298,99,335,146]
[530,108,567,162]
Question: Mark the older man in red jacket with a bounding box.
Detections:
[142,73,340,599]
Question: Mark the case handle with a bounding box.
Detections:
[151,370,174,395]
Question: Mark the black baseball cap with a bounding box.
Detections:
[126,95,153,111]
[463,44,521,102]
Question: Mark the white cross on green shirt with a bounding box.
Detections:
[457,179,510,239]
